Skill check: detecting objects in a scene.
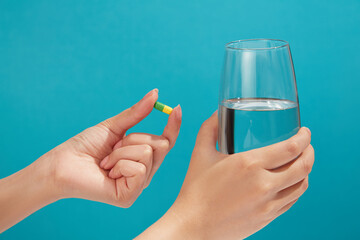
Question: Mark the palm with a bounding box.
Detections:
[57,125,122,206]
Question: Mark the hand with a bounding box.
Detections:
[0,89,182,232]
[98,129,182,202]
[100,130,181,190]
[137,112,314,240]
[40,89,182,207]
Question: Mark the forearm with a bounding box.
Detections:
[0,157,59,233]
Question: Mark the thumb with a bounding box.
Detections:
[99,89,158,136]
[186,111,220,179]
[194,111,219,153]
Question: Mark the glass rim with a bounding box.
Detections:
[225,39,289,50]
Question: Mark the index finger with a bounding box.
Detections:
[250,127,311,169]
[99,89,158,136]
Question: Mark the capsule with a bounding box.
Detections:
[154,101,173,115]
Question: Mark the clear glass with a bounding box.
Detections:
[218,39,300,154]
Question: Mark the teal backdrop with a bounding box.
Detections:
[1,0,359,239]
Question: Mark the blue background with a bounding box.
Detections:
[1,0,359,239]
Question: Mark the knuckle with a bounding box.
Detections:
[257,181,273,196]
[128,106,141,121]
[98,120,111,131]
[137,164,147,176]
[302,158,313,174]
[302,178,309,192]
[125,133,136,142]
[133,110,143,122]
[71,131,91,146]
[261,182,273,195]
[159,139,170,150]
[142,144,153,157]
[241,153,259,170]
[287,140,300,157]
[232,158,245,170]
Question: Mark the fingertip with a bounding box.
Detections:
[140,89,158,106]
[299,127,311,143]
[162,105,182,149]
[144,89,159,107]
[143,88,158,100]
[208,109,219,123]
[302,127,311,136]
[131,89,159,119]
[113,140,123,150]
[108,168,116,178]
[100,156,109,168]
[174,104,182,122]
[167,105,182,127]
[207,110,218,122]
[101,89,159,136]
[150,88,159,101]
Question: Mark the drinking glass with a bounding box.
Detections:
[218,39,300,154]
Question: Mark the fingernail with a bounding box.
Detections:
[153,88,159,93]
[100,156,109,168]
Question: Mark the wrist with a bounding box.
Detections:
[136,199,203,240]
[36,146,75,200]
[25,155,62,204]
